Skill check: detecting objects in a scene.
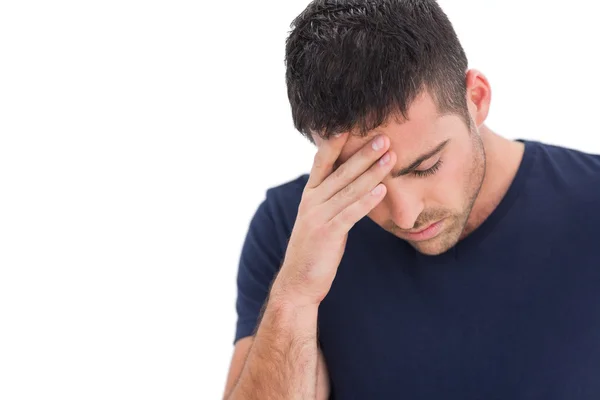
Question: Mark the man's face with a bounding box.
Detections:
[332,91,485,255]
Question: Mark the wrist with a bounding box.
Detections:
[270,275,323,310]
[256,284,319,345]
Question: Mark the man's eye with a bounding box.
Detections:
[413,159,443,178]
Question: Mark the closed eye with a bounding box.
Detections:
[413,159,443,178]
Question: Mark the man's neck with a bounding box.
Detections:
[461,125,525,239]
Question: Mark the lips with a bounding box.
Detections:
[407,221,438,234]
[400,218,445,241]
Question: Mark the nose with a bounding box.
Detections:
[386,186,424,230]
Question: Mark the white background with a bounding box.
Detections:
[1,0,598,399]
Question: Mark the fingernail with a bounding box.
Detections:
[372,136,385,151]
[371,184,383,196]
[379,152,391,166]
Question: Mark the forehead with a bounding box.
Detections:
[337,92,459,163]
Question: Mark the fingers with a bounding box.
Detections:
[330,182,388,234]
[314,135,391,204]
[320,149,396,222]
[304,132,394,234]
[306,132,349,190]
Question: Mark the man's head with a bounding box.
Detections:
[333,89,488,255]
[285,0,492,255]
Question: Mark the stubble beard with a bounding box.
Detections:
[410,129,487,256]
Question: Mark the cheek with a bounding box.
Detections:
[444,156,468,182]
[426,158,466,206]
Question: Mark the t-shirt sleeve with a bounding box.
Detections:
[234,190,290,344]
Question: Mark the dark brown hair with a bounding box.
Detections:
[285,0,471,143]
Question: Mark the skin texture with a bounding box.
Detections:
[317,69,525,255]
[224,69,526,399]
[224,99,397,400]
[223,337,330,400]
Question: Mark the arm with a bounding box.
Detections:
[223,337,253,399]
[227,132,392,398]
[226,294,319,400]
[223,336,330,400]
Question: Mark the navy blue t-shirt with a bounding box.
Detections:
[234,140,600,399]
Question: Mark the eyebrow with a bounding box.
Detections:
[391,139,450,177]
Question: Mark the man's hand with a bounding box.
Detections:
[273,132,396,306]
[226,133,395,400]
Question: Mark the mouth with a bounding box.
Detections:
[401,218,445,241]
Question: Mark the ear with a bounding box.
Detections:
[465,69,491,127]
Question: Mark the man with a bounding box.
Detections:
[223,0,600,398]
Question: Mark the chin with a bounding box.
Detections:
[406,226,462,256]
[409,239,453,256]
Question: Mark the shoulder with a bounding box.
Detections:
[265,173,309,208]
[535,140,600,171]
[529,141,600,192]
[529,140,600,217]
[261,173,309,235]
